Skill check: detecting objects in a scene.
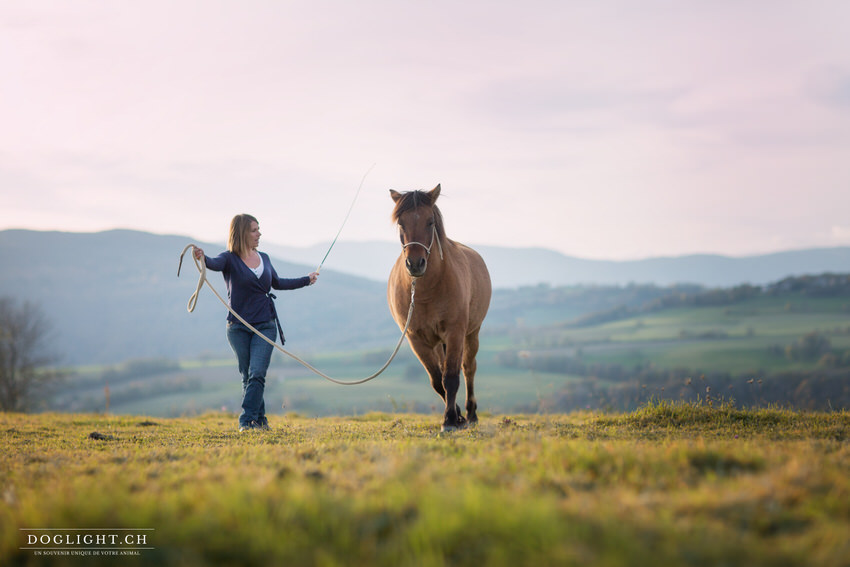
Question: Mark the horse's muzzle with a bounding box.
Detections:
[405,256,427,277]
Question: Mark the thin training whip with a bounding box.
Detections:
[316,163,376,274]
[178,244,415,386]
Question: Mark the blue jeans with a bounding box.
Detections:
[227,320,276,427]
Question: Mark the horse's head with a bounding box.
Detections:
[390,184,444,278]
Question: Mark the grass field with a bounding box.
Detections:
[529,294,850,380]
[2,404,849,566]
[51,345,571,418]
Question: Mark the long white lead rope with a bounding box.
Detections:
[178,244,415,386]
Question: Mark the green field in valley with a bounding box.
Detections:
[47,284,850,418]
[560,294,850,373]
[2,405,848,566]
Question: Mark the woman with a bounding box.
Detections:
[193,214,318,431]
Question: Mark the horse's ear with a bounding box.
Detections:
[390,189,403,203]
[429,184,441,202]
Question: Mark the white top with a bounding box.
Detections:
[249,254,264,278]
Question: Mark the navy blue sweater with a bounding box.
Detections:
[204,251,311,325]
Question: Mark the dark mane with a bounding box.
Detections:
[390,190,446,239]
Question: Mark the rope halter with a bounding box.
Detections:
[401,223,444,261]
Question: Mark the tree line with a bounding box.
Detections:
[569,274,850,328]
[499,330,850,413]
[528,367,850,413]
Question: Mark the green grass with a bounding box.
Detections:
[2,406,849,566]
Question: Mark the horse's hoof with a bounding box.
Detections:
[441,419,469,433]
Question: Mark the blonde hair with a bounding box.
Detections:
[228,214,258,256]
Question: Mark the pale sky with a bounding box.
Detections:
[2,1,849,260]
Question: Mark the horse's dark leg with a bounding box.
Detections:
[437,349,466,421]
[409,336,465,431]
[433,344,448,402]
[438,344,465,420]
[441,334,465,432]
[408,337,446,402]
[462,330,480,424]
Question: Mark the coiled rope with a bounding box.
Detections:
[178,244,414,385]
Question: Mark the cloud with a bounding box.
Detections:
[2,1,850,259]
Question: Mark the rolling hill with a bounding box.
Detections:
[2,228,850,366]
[0,229,396,365]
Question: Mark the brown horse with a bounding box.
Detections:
[387,184,492,431]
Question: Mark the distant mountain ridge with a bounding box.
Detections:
[2,228,849,365]
[265,240,850,289]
